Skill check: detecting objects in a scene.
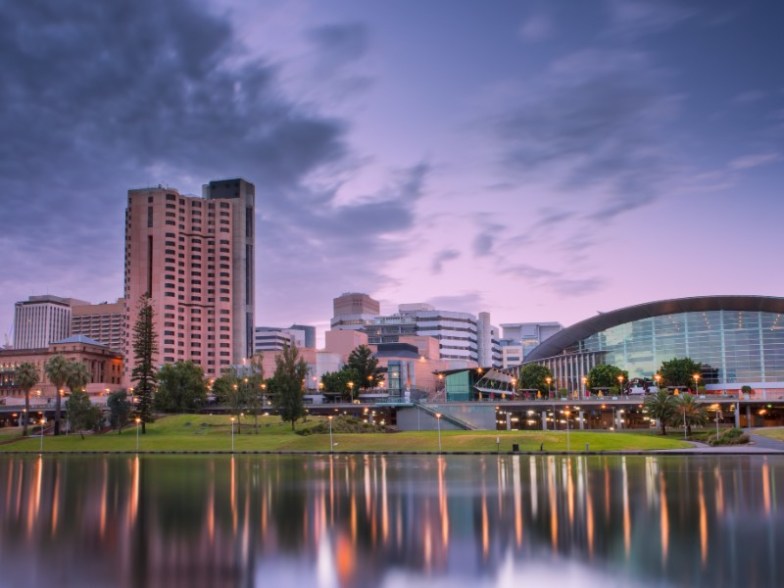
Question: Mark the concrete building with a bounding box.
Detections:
[0,335,123,401]
[364,303,501,367]
[290,324,316,349]
[124,180,255,381]
[71,298,126,352]
[13,295,88,349]
[253,326,308,353]
[330,292,380,331]
[499,321,562,368]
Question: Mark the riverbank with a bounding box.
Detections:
[0,414,708,454]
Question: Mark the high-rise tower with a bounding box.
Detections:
[124,180,255,381]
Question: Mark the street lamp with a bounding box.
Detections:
[135,417,141,452]
[230,416,235,452]
[654,373,661,391]
[564,409,571,452]
[348,381,354,401]
[545,376,552,399]
[39,417,46,453]
[582,376,588,398]
[617,374,624,395]
[693,373,700,394]
[435,413,442,453]
[511,377,517,397]
[328,415,334,453]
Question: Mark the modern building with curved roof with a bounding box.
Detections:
[524,296,784,394]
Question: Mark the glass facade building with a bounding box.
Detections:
[524,297,784,392]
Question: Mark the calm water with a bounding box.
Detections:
[0,454,781,587]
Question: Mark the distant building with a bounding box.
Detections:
[330,292,380,331]
[289,324,316,349]
[0,335,123,401]
[364,303,500,367]
[253,326,308,353]
[71,298,126,353]
[499,322,563,367]
[124,180,255,381]
[13,295,89,349]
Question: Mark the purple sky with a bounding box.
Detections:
[1,0,783,343]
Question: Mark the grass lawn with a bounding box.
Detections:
[0,427,23,444]
[753,427,784,442]
[0,414,692,453]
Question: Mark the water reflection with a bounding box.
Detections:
[0,454,782,587]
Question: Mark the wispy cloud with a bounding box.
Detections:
[729,152,782,170]
[605,0,696,37]
[519,14,553,42]
[431,249,461,274]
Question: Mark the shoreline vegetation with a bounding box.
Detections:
[0,413,748,454]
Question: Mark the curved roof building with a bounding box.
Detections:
[524,296,784,393]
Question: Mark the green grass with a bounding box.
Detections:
[0,414,693,453]
[753,427,784,442]
[0,427,23,444]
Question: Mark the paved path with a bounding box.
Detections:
[748,428,784,451]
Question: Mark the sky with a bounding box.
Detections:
[1,0,783,343]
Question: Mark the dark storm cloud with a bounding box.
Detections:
[496,49,679,221]
[0,0,424,330]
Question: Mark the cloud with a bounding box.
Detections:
[729,152,782,170]
[425,292,484,313]
[431,249,461,274]
[519,14,553,42]
[494,49,681,221]
[501,264,604,297]
[605,0,696,37]
[731,90,768,105]
[307,23,370,68]
[472,220,505,257]
[0,0,424,331]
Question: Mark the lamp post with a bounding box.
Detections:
[39,417,46,453]
[511,377,517,397]
[135,417,141,452]
[617,374,624,395]
[545,376,552,400]
[435,412,442,453]
[582,376,588,398]
[348,381,354,402]
[564,409,571,452]
[328,415,334,453]
[693,373,700,394]
[654,373,661,392]
[230,416,235,453]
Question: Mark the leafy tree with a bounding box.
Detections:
[131,294,158,434]
[346,345,382,390]
[15,362,39,436]
[65,389,102,439]
[321,368,360,402]
[155,361,206,412]
[107,389,132,433]
[671,393,708,437]
[45,354,70,436]
[213,367,251,432]
[741,385,753,397]
[244,354,266,433]
[271,344,309,430]
[644,390,677,436]
[587,364,629,394]
[659,357,702,390]
[518,363,553,396]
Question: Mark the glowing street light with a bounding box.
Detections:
[617,374,624,395]
[135,417,141,452]
[693,373,700,394]
[435,412,442,453]
[654,373,661,391]
[230,416,236,452]
[545,376,552,399]
[39,417,46,453]
[328,415,334,453]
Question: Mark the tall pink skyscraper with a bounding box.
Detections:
[124,179,255,382]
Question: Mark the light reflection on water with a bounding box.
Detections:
[0,454,781,587]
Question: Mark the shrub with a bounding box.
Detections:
[708,427,750,446]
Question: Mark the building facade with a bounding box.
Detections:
[330,293,380,331]
[524,296,784,395]
[13,295,87,349]
[124,180,255,381]
[71,298,126,352]
[253,326,308,353]
[499,321,562,368]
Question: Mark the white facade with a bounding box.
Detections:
[500,321,563,365]
[13,295,86,350]
[253,326,306,353]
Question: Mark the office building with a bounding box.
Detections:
[330,293,380,330]
[499,321,563,368]
[13,295,89,349]
[71,298,126,352]
[253,326,308,353]
[124,180,255,381]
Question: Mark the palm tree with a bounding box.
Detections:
[15,362,39,436]
[673,393,708,437]
[45,355,71,436]
[644,389,677,436]
[66,361,91,394]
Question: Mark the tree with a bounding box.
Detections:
[155,361,206,412]
[15,362,39,436]
[213,367,250,432]
[518,363,553,396]
[321,368,360,402]
[271,344,309,430]
[587,364,629,394]
[45,354,71,436]
[672,393,708,437]
[66,360,91,394]
[65,389,102,439]
[644,389,677,436]
[346,345,382,390]
[244,354,266,433]
[107,389,132,434]
[131,294,158,434]
[659,357,702,390]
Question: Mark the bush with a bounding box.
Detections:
[297,415,389,436]
[708,427,750,446]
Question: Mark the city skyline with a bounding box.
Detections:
[2,0,783,342]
